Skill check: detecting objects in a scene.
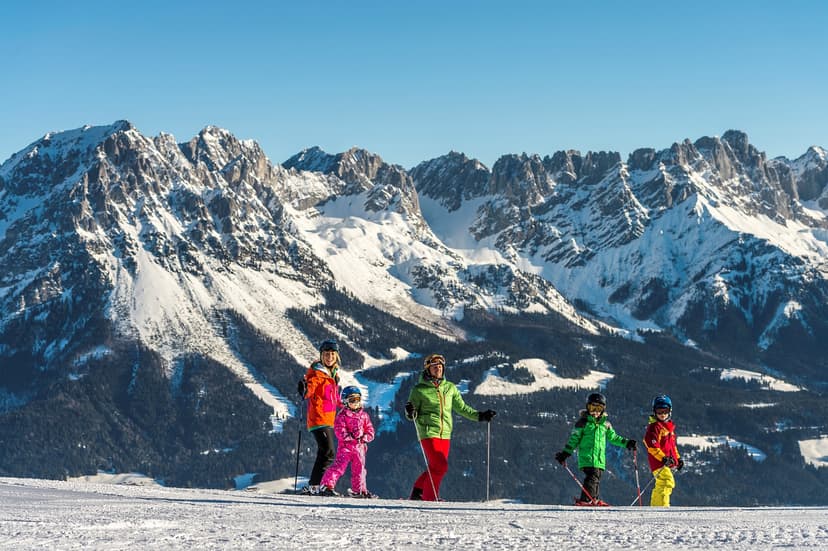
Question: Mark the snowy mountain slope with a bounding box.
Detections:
[0,122,331,422]
[284,147,601,330]
[2,121,827,411]
[0,121,598,435]
[7,121,824,383]
[412,132,828,363]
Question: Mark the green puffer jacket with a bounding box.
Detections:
[406,372,479,440]
[563,411,629,470]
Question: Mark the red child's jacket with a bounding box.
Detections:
[644,416,681,471]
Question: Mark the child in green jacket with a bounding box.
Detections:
[555,392,637,506]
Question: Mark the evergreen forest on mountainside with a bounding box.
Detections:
[1,288,826,506]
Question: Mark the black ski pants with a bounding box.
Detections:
[581,467,603,501]
[309,427,335,486]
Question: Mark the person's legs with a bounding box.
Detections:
[320,446,350,490]
[650,468,676,507]
[350,445,367,493]
[417,438,450,501]
[581,467,603,502]
[309,427,335,486]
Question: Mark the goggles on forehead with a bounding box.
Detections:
[425,354,446,368]
[587,402,605,413]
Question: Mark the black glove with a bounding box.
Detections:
[676,458,685,471]
[555,451,570,464]
[662,456,676,468]
[297,379,307,397]
[478,409,497,422]
[625,439,637,451]
[404,401,415,419]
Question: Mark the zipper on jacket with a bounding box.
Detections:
[437,383,445,438]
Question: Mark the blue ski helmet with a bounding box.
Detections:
[341,385,361,401]
[319,339,339,353]
[652,394,672,412]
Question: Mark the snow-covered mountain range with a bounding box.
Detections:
[6,121,826,375]
[1,121,827,502]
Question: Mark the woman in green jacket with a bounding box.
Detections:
[555,392,637,506]
[404,353,496,501]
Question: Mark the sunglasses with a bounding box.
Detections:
[587,403,605,413]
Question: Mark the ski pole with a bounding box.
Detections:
[294,399,305,493]
[485,419,491,502]
[632,448,642,507]
[561,460,596,503]
[411,410,439,500]
[630,466,663,506]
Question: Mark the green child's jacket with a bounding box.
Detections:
[563,411,629,470]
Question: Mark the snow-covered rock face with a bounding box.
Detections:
[0,122,598,384]
[1,122,827,380]
[411,132,828,357]
[0,122,329,378]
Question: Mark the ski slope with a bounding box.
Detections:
[1,477,826,550]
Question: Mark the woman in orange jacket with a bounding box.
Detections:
[298,339,342,494]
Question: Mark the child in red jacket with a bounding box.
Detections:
[644,394,685,506]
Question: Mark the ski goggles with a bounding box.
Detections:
[345,395,362,404]
[424,354,446,369]
[586,402,605,414]
[654,407,671,415]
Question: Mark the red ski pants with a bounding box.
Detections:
[413,437,451,501]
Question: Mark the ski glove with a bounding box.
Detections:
[676,458,685,471]
[478,409,497,422]
[662,456,676,467]
[404,401,416,419]
[555,451,570,464]
[625,439,637,451]
[297,379,307,397]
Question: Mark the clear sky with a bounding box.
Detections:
[1,0,826,169]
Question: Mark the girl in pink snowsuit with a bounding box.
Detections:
[319,386,376,498]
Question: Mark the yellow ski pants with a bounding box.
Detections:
[649,467,675,507]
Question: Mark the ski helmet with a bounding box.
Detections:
[652,394,672,412]
[341,385,361,402]
[423,353,446,369]
[319,339,339,353]
[586,392,607,407]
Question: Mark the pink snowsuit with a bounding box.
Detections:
[320,406,375,493]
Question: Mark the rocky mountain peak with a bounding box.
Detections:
[785,145,828,206]
[543,150,582,185]
[490,153,554,204]
[283,146,420,216]
[283,146,389,186]
[578,151,623,185]
[0,121,138,196]
[282,146,338,174]
[410,151,490,211]
[178,126,263,172]
[626,148,657,171]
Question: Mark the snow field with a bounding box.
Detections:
[1,477,827,550]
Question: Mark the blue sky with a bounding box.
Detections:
[1,1,826,169]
